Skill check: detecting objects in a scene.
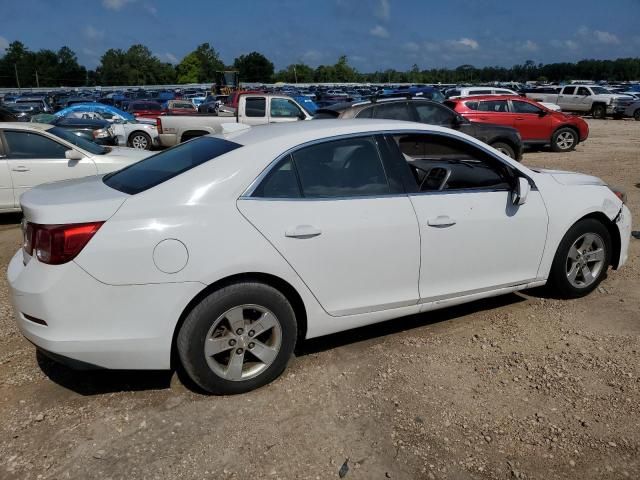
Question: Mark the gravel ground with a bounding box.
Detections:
[0,118,638,480]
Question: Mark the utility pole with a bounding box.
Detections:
[35,70,40,88]
[14,63,21,91]
[294,65,298,84]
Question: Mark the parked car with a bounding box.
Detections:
[7,120,631,394]
[315,97,524,160]
[622,99,640,120]
[446,96,589,152]
[157,93,312,147]
[0,122,151,212]
[126,101,164,120]
[446,86,521,98]
[163,100,197,115]
[50,117,118,146]
[15,96,53,113]
[54,104,160,150]
[0,106,18,122]
[524,85,635,118]
[198,95,229,113]
[5,103,44,121]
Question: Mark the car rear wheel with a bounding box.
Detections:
[490,142,515,159]
[591,104,606,119]
[548,219,611,298]
[551,128,577,152]
[634,109,640,121]
[177,282,297,395]
[128,131,151,150]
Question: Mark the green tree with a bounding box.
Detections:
[233,51,274,82]
[176,52,201,83]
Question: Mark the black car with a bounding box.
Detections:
[0,106,18,122]
[5,103,44,121]
[313,98,523,160]
[50,117,118,146]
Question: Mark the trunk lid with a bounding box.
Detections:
[21,175,128,225]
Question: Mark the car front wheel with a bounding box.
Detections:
[128,131,152,150]
[548,219,611,298]
[634,109,640,121]
[177,282,297,395]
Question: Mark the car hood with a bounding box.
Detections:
[532,168,606,186]
[100,146,153,162]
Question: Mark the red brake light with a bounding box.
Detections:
[23,222,104,265]
[156,116,163,134]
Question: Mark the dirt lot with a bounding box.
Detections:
[0,118,638,480]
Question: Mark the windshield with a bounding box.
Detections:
[103,136,242,195]
[48,126,107,155]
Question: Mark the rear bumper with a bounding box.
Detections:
[7,250,203,370]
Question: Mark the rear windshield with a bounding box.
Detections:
[103,136,242,195]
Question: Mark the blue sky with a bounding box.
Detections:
[1,0,638,71]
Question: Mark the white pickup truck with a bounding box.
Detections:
[525,85,635,118]
[157,94,312,147]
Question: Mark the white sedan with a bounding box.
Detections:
[8,120,631,394]
[0,123,152,212]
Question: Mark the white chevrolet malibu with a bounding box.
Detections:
[8,120,631,394]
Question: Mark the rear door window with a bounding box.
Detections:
[245,97,266,117]
[372,102,412,121]
[103,136,242,194]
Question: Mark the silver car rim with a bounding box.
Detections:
[131,135,148,149]
[556,131,575,150]
[204,304,282,382]
[566,233,605,288]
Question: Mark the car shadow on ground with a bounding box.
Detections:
[0,212,23,227]
[35,293,527,396]
[297,293,526,356]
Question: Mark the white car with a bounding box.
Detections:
[0,123,152,212]
[8,120,631,394]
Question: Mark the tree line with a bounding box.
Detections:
[1,40,639,89]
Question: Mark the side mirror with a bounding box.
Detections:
[513,177,531,206]
[538,110,548,117]
[65,149,85,161]
[298,112,307,120]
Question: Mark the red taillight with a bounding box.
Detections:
[23,222,104,265]
[156,117,163,134]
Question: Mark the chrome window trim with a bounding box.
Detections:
[240,129,533,200]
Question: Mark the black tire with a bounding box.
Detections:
[490,142,515,159]
[177,282,297,395]
[591,104,606,119]
[548,219,612,299]
[634,109,640,121]
[551,127,578,152]
[128,131,152,150]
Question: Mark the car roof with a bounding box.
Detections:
[0,122,53,131]
[223,119,450,150]
[448,95,526,102]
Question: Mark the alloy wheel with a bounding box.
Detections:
[131,134,148,149]
[203,304,282,381]
[556,131,575,150]
[565,233,606,288]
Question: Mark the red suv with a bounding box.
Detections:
[445,95,589,152]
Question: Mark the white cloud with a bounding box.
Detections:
[301,50,324,64]
[593,30,619,45]
[375,0,390,20]
[102,0,135,10]
[84,25,104,41]
[370,25,389,38]
[164,52,178,63]
[0,36,9,52]
[521,40,539,52]
[403,41,420,52]
[565,39,578,50]
[450,37,479,50]
[144,3,158,15]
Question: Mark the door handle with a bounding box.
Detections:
[515,117,525,120]
[427,216,456,228]
[285,225,322,238]
[11,166,30,172]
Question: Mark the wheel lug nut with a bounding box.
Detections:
[236,328,244,335]
[248,330,255,337]
[236,348,244,355]
[248,342,255,349]
[229,339,236,346]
